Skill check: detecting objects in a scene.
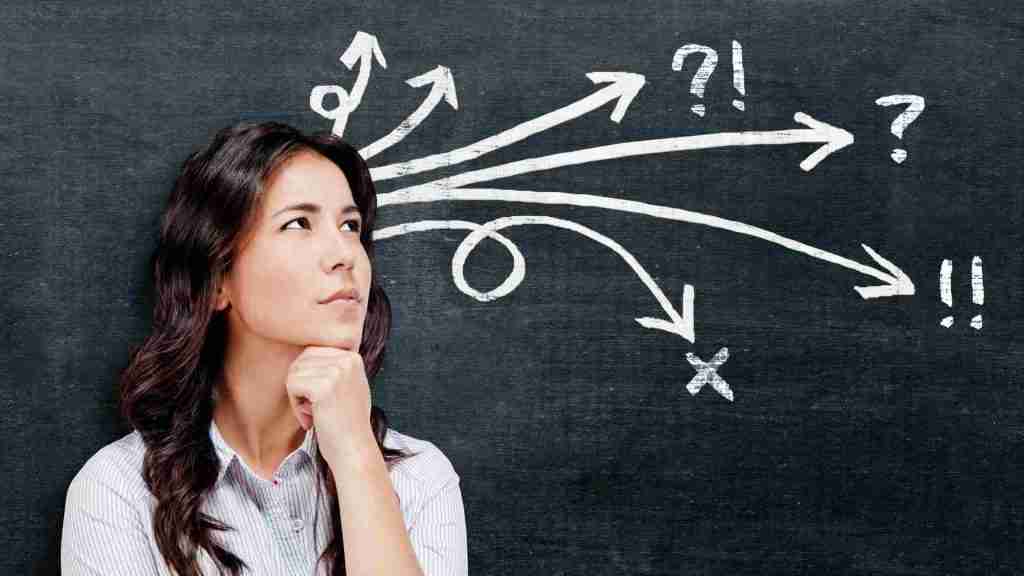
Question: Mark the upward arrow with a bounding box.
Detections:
[369,71,646,181]
[339,31,387,115]
[360,65,459,160]
[309,30,387,137]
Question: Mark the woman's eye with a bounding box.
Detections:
[281,217,361,232]
[281,217,310,231]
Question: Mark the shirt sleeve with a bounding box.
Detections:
[61,457,162,576]
[408,475,469,576]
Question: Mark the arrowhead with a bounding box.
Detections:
[406,65,459,109]
[634,283,695,343]
[341,31,387,70]
[635,316,695,343]
[792,111,854,171]
[852,243,915,299]
[585,72,646,123]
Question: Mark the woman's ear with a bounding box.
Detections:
[214,283,231,312]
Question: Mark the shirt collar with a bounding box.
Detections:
[209,417,318,486]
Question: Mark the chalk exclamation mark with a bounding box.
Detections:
[731,40,745,111]
[939,259,953,328]
[970,256,983,330]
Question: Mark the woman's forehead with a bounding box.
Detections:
[263,151,354,209]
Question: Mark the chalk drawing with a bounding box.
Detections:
[370,72,645,181]
[310,31,934,400]
[731,40,746,111]
[672,44,717,117]
[360,65,459,160]
[310,31,387,137]
[686,347,733,401]
[374,216,696,343]
[378,187,914,300]
[875,94,925,164]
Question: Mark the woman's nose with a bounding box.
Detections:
[322,226,357,269]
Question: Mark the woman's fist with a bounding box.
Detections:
[285,346,374,469]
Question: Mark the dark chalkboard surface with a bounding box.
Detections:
[4,1,1023,574]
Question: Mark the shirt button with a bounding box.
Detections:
[291,517,304,532]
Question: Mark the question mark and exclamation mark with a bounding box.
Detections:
[939,256,984,330]
[672,40,746,117]
[673,47,925,168]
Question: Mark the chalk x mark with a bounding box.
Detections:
[686,347,733,401]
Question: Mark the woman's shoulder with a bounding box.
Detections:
[383,427,461,493]
[65,429,149,505]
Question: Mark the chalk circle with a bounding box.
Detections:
[451,218,526,302]
[309,85,351,118]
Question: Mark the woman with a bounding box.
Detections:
[60,122,468,575]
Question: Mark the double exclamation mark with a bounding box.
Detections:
[939,256,983,329]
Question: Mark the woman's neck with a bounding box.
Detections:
[212,346,306,480]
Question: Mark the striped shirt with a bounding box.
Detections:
[61,419,468,575]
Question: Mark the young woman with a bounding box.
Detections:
[60,122,468,575]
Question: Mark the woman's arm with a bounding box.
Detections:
[331,429,427,576]
[407,475,468,575]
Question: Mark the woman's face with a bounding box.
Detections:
[216,150,371,352]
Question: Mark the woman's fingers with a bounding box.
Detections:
[285,365,317,430]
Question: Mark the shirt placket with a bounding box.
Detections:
[258,458,310,572]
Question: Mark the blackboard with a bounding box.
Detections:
[5,1,1023,574]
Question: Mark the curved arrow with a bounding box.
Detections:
[369,71,646,181]
[374,215,695,342]
[341,31,386,115]
[360,65,459,160]
[376,187,914,299]
[310,30,387,137]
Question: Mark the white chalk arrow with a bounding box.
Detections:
[397,112,853,193]
[369,71,646,181]
[373,215,696,342]
[340,31,387,112]
[360,65,459,160]
[309,30,387,137]
[376,187,914,300]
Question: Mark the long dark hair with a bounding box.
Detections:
[119,121,418,575]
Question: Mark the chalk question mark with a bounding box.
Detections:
[672,44,718,117]
[875,94,925,164]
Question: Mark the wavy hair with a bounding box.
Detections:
[118,121,418,575]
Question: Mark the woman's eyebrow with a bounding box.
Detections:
[272,202,360,218]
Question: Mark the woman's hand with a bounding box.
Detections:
[286,345,376,470]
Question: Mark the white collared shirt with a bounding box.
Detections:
[61,419,467,575]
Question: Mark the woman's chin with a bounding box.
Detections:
[314,330,361,351]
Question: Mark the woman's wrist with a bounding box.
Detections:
[325,425,381,473]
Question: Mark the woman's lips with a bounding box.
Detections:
[326,297,360,313]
